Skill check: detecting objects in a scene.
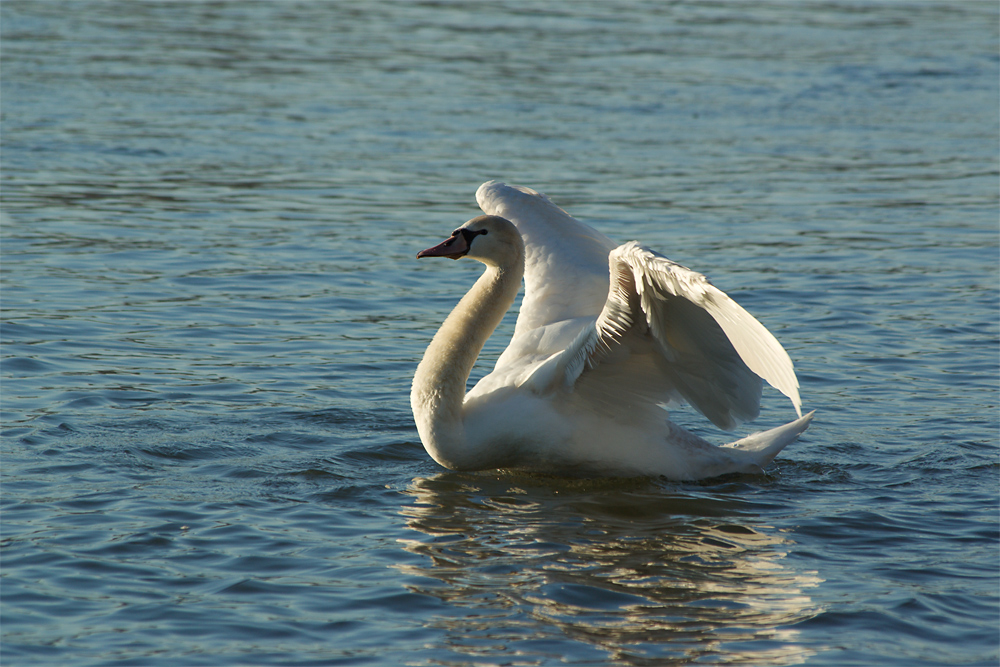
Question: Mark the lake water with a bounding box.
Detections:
[2,2,998,665]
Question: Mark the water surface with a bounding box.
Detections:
[2,2,998,665]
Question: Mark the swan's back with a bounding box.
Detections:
[477,181,614,332]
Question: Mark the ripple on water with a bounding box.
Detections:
[2,1,998,665]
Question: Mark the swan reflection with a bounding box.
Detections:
[397,472,823,665]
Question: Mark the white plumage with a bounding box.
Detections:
[410,181,812,479]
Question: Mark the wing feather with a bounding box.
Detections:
[573,242,802,429]
[477,181,614,332]
[474,181,802,429]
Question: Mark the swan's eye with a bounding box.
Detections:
[458,227,488,245]
[479,229,488,236]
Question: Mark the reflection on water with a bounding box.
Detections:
[398,473,823,665]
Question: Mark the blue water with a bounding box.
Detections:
[2,2,997,665]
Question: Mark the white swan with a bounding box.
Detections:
[411,181,813,480]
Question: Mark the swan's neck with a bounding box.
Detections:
[411,258,523,469]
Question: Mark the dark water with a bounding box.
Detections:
[2,2,998,665]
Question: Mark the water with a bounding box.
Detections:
[2,1,997,665]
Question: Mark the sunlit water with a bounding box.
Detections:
[2,2,997,665]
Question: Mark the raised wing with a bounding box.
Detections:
[570,242,803,430]
[476,181,614,333]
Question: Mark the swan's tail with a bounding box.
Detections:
[661,410,813,479]
[721,410,815,471]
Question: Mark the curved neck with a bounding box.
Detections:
[411,257,523,469]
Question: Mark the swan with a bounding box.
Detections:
[411,181,813,480]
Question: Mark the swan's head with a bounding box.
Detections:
[417,215,523,268]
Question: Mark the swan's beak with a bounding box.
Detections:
[416,233,469,260]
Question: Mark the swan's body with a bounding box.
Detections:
[411,181,813,479]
